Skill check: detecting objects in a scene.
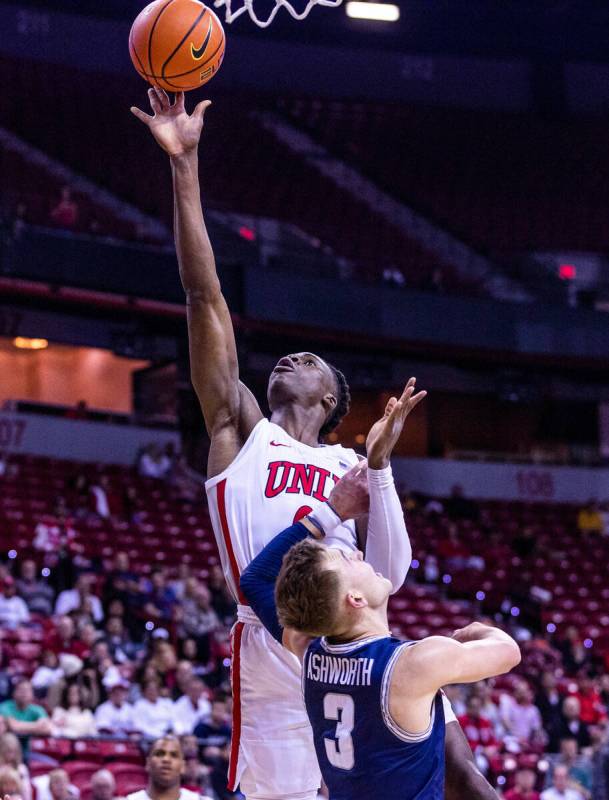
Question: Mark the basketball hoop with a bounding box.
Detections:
[213,0,343,28]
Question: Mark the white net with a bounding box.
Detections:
[213,0,343,27]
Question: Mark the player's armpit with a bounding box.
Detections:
[282,629,312,661]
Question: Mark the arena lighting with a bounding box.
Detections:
[13,336,48,350]
[345,1,400,21]
[559,263,576,280]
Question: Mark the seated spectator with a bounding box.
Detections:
[33,515,78,555]
[194,698,231,748]
[15,560,54,617]
[143,570,177,623]
[0,733,31,800]
[571,673,607,727]
[147,640,178,688]
[549,738,592,798]
[132,680,174,739]
[44,615,88,659]
[458,695,499,774]
[536,670,564,750]
[55,574,104,623]
[103,552,142,610]
[556,628,592,676]
[505,768,540,800]
[0,644,12,702]
[0,577,30,630]
[556,697,591,750]
[126,735,212,800]
[173,678,212,736]
[500,681,546,751]
[173,661,195,700]
[0,765,23,800]
[90,770,117,800]
[577,501,603,536]
[51,683,96,738]
[179,582,219,662]
[444,483,479,521]
[104,616,139,663]
[541,764,584,800]
[208,566,236,625]
[89,476,123,520]
[94,681,134,737]
[31,650,65,700]
[48,770,76,800]
[0,679,51,760]
[50,187,78,229]
[471,681,503,737]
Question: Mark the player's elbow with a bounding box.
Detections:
[498,641,522,674]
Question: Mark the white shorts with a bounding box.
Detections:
[229,613,321,800]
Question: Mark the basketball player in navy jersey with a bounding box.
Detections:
[132,89,502,800]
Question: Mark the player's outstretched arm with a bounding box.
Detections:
[363,377,426,592]
[131,89,262,474]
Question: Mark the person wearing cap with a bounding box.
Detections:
[0,578,30,630]
[94,682,134,737]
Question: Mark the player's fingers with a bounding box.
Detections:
[130,106,153,125]
[194,99,212,120]
[153,85,171,108]
[147,88,163,114]
[383,397,398,417]
[175,91,186,111]
[407,390,427,412]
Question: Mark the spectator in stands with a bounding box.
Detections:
[50,682,96,738]
[556,628,592,677]
[0,679,51,760]
[471,681,503,737]
[0,577,30,630]
[537,670,564,750]
[132,680,174,740]
[577,501,603,537]
[550,738,593,798]
[143,570,177,623]
[0,733,31,800]
[126,735,212,800]
[31,650,66,701]
[179,582,219,662]
[15,560,54,616]
[444,483,479,521]
[0,765,23,800]
[50,187,78,230]
[44,615,88,659]
[103,552,142,610]
[90,770,117,800]
[504,768,540,800]
[500,681,546,751]
[94,681,134,737]
[208,566,236,625]
[541,764,585,800]
[457,694,499,775]
[48,769,76,800]
[0,644,10,702]
[193,698,231,748]
[55,574,104,623]
[572,674,607,727]
[104,615,139,663]
[557,697,592,750]
[173,677,212,736]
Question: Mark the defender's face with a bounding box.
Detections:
[267,352,336,412]
[324,548,392,607]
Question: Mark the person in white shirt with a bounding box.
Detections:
[132,681,174,740]
[126,736,212,800]
[94,683,134,736]
[172,678,211,736]
[0,578,30,630]
[51,684,97,739]
[541,764,585,800]
[55,575,104,623]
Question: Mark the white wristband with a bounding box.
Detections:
[367,464,393,485]
[307,502,342,537]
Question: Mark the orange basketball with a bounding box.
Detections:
[129,0,225,92]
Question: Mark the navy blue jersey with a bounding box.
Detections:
[303,635,445,800]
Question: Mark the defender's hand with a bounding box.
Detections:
[366,377,426,470]
[328,459,369,521]
[131,88,211,157]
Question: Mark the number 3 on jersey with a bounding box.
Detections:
[323,692,355,770]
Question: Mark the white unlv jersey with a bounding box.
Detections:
[205,418,360,601]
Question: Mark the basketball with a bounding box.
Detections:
[129,0,225,92]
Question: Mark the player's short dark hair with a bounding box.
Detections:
[319,362,351,441]
[147,734,183,757]
[275,539,341,636]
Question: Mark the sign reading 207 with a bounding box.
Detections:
[0,417,27,449]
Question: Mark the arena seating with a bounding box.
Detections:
[278,97,609,258]
[0,56,477,294]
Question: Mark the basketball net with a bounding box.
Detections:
[213,0,343,28]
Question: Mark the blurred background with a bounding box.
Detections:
[1,1,609,798]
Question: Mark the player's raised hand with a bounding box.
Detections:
[328,458,369,521]
[130,88,211,157]
[366,377,426,470]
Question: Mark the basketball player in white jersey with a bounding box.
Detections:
[126,736,212,800]
[132,88,501,800]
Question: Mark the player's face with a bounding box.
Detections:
[325,548,392,607]
[267,352,336,413]
[147,739,184,787]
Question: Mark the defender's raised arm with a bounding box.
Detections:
[131,89,262,474]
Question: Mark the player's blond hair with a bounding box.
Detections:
[275,539,341,636]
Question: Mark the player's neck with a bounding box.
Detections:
[331,609,390,644]
[270,404,324,448]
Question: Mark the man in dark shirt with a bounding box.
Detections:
[16,560,54,616]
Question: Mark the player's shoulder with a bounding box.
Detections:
[179,789,206,800]
[126,791,148,800]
